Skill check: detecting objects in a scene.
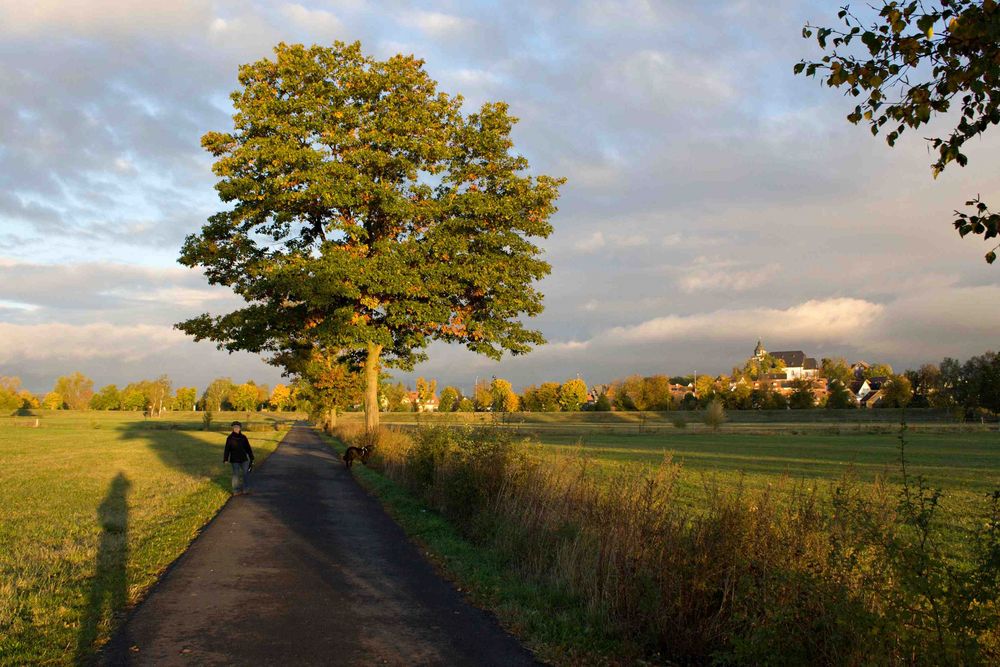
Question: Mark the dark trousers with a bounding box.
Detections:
[230,461,249,493]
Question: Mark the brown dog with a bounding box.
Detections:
[343,445,371,468]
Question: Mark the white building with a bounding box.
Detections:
[753,340,819,380]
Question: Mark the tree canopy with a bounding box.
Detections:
[177,41,564,432]
[53,372,94,411]
[796,1,1000,262]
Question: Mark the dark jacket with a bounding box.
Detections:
[224,432,254,464]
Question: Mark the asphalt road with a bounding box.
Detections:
[101,424,538,666]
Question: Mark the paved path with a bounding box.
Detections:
[102,425,537,666]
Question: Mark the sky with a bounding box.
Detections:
[1,0,998,395]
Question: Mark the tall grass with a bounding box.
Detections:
[336,422,1000,665]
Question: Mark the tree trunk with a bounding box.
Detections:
[326,405,338,433]
[364,342,383,436]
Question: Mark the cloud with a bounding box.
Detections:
[0,258,235,316]
[608,49,735,109]
[0,0,211,37]
[545,339,591,353]
[607,298,885,344]
[278,3,346,39]
[573,230,648,253]
[400,10,473,37]
[0,321,286,393]
[676,259,780,293]
[573,231,606,253]
[0,322,187,363]
[1,0,998,396]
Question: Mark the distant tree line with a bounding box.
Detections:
[905,352,1000,417]
[8,350,1000,419]
[0,372,303,414]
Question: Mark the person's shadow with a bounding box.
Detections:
[75,472,131,664]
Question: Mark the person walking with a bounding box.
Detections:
[223,421,254,495]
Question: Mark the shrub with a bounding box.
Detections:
[202,410,213,431]
[671,413,687,429]
[704,398,726,430]
[334,422,1000,665]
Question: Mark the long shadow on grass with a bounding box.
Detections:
[76,472,130,664]
[116,417,295,494]
[118,422,231,493]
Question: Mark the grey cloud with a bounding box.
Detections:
[1,0,997,393]
[0,259,239,324]
[0,325,286,395]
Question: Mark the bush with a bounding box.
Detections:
[202,410,213,431]
[704,398,726,430]
[330,421,1000,664]
[671,413,687,429]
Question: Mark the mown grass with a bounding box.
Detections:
[0,410,299,666]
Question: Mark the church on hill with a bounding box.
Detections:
[753,340,819,380]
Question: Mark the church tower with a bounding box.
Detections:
[754,339,766,358]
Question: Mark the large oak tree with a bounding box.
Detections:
[178,42,564,432]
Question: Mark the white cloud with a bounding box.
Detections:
[572,230,648,253]
[582,0,663,27]
[448,68,501,86]
[0,0,211,37]
[676,259,780,293]
[544,339,591,353]
[400,10,473,37]
[98,286,233,308]
[613,233,646,248]
[608,49,735,108]
[0,299,38,312]
[0,322,187,363]
[279,3,345,37]
[607,298,885,344]
[574,231,606,253]
[0,258,236,313]
[558,159,621,188]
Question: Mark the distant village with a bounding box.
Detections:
[379,339,909,414]
[708,340,894,408]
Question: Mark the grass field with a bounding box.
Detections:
[345,410,1000,537]
[3,409,996,664]
[332,412,1000,664]
[0,410,300,666]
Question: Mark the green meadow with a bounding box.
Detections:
[0,410,298,666]
[334,411,1000,663]
[2,408,996,664]
[354,410,1000,536]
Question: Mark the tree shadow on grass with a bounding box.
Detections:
[115,417,297,494]
[117,422,232,494]
[75,472,130,665]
